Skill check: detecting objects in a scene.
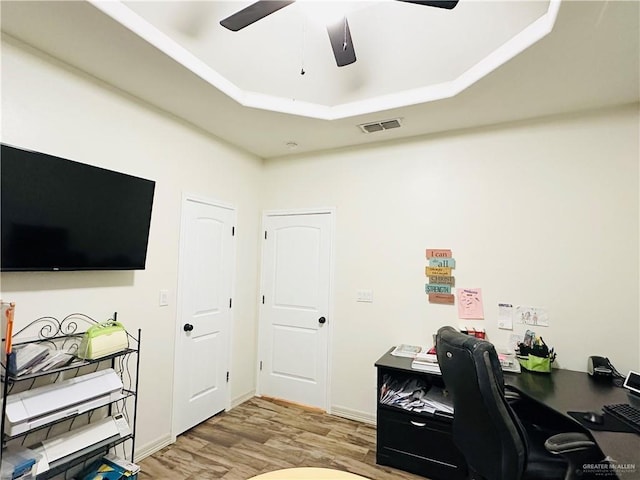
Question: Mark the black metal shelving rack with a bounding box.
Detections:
[0,313,140,479]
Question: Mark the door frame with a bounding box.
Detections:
[256,207,336,412]
[171,193,237,440]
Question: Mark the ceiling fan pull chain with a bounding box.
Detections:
[300,16,306,75]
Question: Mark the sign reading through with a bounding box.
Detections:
[429,276,455,286]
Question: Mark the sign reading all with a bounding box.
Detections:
[428,258,456,269]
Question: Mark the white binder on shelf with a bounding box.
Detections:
[4,368,124,437]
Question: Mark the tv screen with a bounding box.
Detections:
[1,144,155,272]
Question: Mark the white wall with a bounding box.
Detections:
[262,104,640,420]
[2,30,639,457]
[0,38,264,456]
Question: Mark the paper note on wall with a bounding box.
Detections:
[498,303,514,330]
[457,288,484,319]
[515,306,549,327]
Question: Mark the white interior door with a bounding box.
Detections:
[173,196,235,436]
[258,211,333,410]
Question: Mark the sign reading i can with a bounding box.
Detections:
[426,249,452,259]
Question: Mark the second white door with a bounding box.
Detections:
[258,211,333,410]
[173,196,235,436]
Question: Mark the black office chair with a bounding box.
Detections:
[436,326,599,480]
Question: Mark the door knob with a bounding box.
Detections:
[318,317,327,324]
[183,323,194,332]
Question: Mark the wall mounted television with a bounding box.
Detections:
[1,144,155,272]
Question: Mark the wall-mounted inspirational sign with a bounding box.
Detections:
[425,249,455,304]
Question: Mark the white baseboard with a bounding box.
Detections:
[231,390,256,409]
[330,405,376,425]
[133,433,174,462]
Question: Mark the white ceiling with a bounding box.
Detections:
[1,0,639,159]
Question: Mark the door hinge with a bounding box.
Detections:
[232,226,235,236]
[264,230,267,240]
[260,361,263,371]
[262,295,265,304]
[226,371,229,382]
[229,298,232,308]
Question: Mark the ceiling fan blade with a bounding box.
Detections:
[220,1,295,31]
[327,17,357,67]
[396,0,459,9]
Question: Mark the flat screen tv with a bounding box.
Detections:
[1,144,155,272]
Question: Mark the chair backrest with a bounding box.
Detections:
[436,326,528,480]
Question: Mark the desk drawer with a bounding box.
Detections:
[377,407,467,480]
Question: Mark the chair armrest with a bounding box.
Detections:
[544,432,595,454]
[545,433,599,480]
[504,385,522,406]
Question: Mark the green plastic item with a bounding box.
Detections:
[77,321,128,360]
[518,354,552,373]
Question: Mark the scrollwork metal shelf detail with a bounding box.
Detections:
[0,312,140,480]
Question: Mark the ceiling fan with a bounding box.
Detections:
[220,1,459,67]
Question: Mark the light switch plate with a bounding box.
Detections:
[159,289,169,307]
[356,289,373,303]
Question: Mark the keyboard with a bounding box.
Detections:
[603,403,640,434]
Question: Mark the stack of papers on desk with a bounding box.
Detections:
[391,344,422,358]
[498,351,521,373]
[380,375,453,414]
[411,352,441,375]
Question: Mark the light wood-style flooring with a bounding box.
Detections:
[138,397,428,480]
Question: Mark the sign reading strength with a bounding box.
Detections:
[425,284,451,294]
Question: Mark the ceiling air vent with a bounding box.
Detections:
[358,118,402,134]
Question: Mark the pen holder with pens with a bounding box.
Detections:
[517,336,556,373]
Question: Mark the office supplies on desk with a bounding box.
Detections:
[390,344,421,358]
[410,353,441,374]
[498,351,521,373]
[587,356,613,379]
[517,333,555,373]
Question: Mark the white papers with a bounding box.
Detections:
[380,375,452,414]
[391,344,422,358]
[411,352,441,374]
[498,303,514,330]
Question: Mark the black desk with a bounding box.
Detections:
[505,369,640,467]
[375,349,640,480]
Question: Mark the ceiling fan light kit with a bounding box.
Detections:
[220,0,459,67]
